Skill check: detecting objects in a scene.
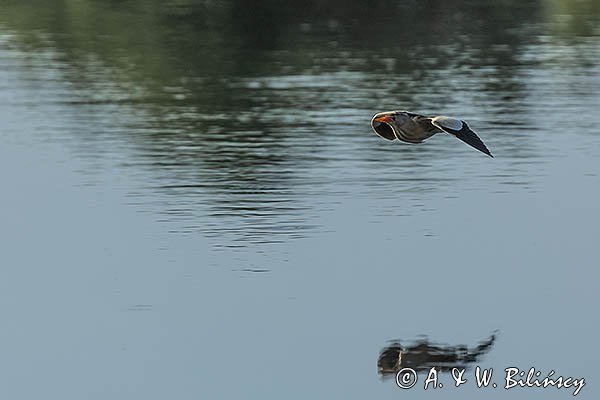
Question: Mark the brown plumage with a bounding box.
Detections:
[371,110,493,157]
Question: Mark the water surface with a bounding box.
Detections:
[1,1,599,398]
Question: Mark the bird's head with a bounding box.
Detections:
[371,111,410,141]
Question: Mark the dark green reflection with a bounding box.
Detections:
[1,0,598,244]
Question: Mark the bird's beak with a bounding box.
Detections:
[374,115,393,124]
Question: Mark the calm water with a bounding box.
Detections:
[1,1,599,398]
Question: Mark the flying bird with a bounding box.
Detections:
[371,110,493,157]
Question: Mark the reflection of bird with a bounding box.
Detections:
[378,332,497,376]
[371,110,493,157]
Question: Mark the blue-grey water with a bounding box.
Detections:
[1,1,599,398]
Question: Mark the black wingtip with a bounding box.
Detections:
[482,147,494,158]
[454,124,493,158]
[431,119,494,157]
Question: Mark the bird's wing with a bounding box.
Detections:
[373,121,397,140]
[431,118,493,158]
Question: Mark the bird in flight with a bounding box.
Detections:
[371,110,493,157]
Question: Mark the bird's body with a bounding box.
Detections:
[371,110,493,157]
